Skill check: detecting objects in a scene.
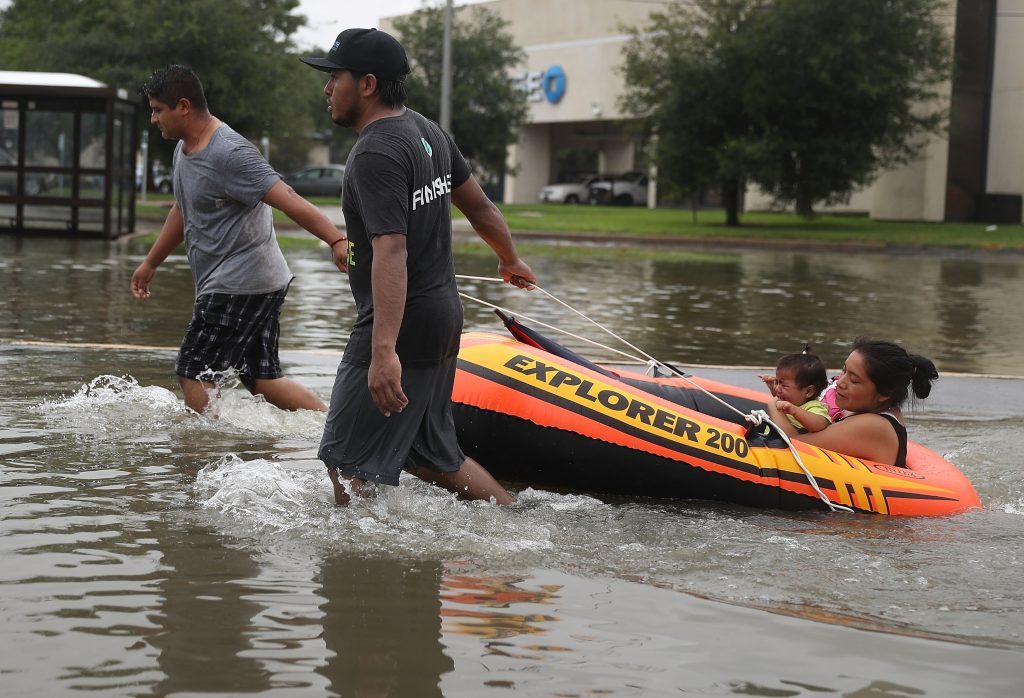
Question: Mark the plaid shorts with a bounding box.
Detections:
[175,285,290,389]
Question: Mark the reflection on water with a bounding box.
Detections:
[454,244,1024,376]
[149,526,273,696]
[319,557,452,697]
[3,237,1024,374]
[441,571,560,645]
[2,236,1024,695]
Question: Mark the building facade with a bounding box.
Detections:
[384,0,664,206]
[386,0,1023,222]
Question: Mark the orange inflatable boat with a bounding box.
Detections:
[451,318,981,516]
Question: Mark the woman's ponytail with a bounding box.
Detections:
[910,354,939,400]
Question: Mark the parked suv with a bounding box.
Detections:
[539,174,599,204]
[588,171,649,206]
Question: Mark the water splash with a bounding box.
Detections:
[34,373,325,441]
[196,454,319,527]
[35,374,188,434]
[204,389,325,440]
[191,454,601,560]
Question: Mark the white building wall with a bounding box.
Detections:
[504,123,551,205]
[744,186,874,214]
[985,0,1024,221]
[870,127,951,221]
[470,0,670,203]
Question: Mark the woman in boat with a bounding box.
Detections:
[765,338,939,468]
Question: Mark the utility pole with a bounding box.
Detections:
[440,0,453,133]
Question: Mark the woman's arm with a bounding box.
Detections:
[789,413,900,465]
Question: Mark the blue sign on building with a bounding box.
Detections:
[542,65,566,104]
[518,65,567,104]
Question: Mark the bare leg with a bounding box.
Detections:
[327,468,370,506]
[179,376,217,413]
[251,377,327,411]
[407,457,513,505]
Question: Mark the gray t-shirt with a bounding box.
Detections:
[173,124,291,297]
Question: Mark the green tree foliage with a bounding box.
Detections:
[620,0,952,223]
[0,0,323,172]
[391,3,528,179]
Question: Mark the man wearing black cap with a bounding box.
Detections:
[300,28,536,506]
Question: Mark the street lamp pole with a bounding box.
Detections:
[440,0,453,133]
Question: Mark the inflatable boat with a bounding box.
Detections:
[451,317,981,516]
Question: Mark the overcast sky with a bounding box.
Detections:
[0,1,490,53]
[294,0,492,50]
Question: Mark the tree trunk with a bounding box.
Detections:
[722,178,741,226]
[795,190,815,218]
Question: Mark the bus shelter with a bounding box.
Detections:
[0,71,138,239]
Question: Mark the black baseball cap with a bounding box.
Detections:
[299,28,410,80]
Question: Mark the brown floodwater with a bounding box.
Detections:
[1,235,1022,696]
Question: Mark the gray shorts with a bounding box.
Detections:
[318,355,465,486]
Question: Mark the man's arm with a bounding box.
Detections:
[451,175,535,289]
[368,233,410,417]
[262,180,348,272]
[130,203,185,299]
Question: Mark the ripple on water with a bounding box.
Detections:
[20,370,1024,648]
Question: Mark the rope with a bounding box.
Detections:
[456,274,854,514]
[455,274,749,421]
[745,411,854,513]
[456,289,647,363]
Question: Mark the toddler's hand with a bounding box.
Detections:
[775,399,795,415]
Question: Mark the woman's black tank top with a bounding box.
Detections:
[877,412,908,469]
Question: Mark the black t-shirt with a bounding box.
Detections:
[341,109,472,366]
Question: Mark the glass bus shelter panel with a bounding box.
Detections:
[22,204,72,229]
[25,108,74,199]
[1,103,20,196]
[26,109,74,167]
[80,112,106,168]
[79,206,105,233]
[113,111,133,235]
[78,174,106,200]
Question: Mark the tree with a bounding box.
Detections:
[620,0,762,225]
[743,0,951,217]
[391,3,528,180]
[0,0,323,172]
[620,0,952,223]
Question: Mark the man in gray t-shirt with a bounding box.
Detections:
[131,65,349,414]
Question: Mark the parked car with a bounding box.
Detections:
[539,174,599,204]
[151,165,173,194]
[135,162,173,193]
[588,170,649,206]
[283,164,346,197]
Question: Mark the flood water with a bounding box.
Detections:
[2,234,1023,696]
